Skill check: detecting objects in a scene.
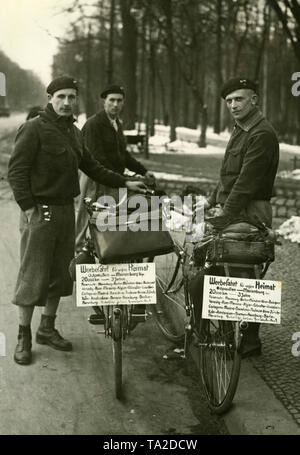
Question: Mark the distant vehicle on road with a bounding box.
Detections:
[0,98,10,117]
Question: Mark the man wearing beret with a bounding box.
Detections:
[75,84,155,250]
[206,77,279,226]
[8,75,146,365]
[202,77,279,358]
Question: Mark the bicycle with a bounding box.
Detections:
[153,213,276,414]
[80,196,161,399]
[89,295,146,399]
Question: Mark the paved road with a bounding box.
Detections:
[0,112,26,131]
[0,183,228,435]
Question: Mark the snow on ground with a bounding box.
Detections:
[152,171,213,182]
[146,136,225,155]
[277,169,300,180]
[278,142,300,155]
[77,115,300,155]
[278,217,300,243]
[124,123,300,156]
[152,124,231,144]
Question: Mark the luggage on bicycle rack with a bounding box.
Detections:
[88,194,174,263]
[193,221,275,266]
[206,237,274,264]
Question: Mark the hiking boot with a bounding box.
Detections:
[241,341,262,359]
[36,315,72,351]
[14,325,32,365]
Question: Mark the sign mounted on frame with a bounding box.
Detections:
[203,275,282,324]
[76,262,157,307]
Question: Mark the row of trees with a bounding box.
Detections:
[52,0,300,144]
[0,50,45,111]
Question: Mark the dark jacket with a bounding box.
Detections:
[8,104,126,211]
[82,110,147,176]
[209,109,279,216]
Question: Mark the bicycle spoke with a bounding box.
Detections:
[200,319,241,413]
[153,256,187,342]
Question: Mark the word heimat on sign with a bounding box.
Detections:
[203,275,282,324]
[76,262,156,307]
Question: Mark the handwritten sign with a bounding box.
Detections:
[76,262,156,307]
[203,275,282,324]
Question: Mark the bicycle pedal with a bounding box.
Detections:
[88,314,106,325]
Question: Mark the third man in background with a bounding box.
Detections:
[76,84,155,250]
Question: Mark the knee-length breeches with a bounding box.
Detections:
[13,204,75,307]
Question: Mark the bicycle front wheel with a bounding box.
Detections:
[199,319,241,414]
[153,252,187,343]
[112,307,123,399]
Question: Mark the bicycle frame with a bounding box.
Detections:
[153,220,276,413]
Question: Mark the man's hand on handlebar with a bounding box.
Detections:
[144,171,156,186]
[194,196,212,212]
[125,180,148,194]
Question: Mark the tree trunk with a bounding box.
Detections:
[149,37,156,136]
[119,0,137,129]
[214,0,223,134]
[157,68,168,125]
[198,105,207,148]
[138,15,146,132]
[254,5,270,82]
[107,0,116,84]
[161,0,177,142]
[85,25,94,118]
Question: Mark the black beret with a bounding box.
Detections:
[47,75,78,95]
[221,77,257,99]
[100,84,125,99]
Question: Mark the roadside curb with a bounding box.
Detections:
[222,359,300,435]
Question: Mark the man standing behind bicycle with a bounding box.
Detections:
[202,77,279,358]
[75,84,155,250]
[8,76,147,366]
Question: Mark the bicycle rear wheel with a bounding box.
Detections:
[199,319,241,414]
[112,307,123,399]
[153,251,187,342]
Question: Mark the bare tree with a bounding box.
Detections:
[159,0,177,142]
[268,0,300,63]
[214,0,223,134]
[119,0,138,129]
[107,0,116,84]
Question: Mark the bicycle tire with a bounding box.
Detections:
[199,319,241,414]
[112,307,123,399]
[152,252,187,342]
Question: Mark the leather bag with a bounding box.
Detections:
[88,193,174,263]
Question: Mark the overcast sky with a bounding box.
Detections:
[0,0,74,85]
